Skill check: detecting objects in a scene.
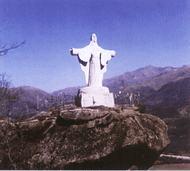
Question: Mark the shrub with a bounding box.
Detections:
[137,103,147,113]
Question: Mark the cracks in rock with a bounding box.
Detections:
[56,113,110,126]
[43,118,57,135]
[96,118,118,128]
[8,145,17,170]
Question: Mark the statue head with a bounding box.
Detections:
[90,34,97,43]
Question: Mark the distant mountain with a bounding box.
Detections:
[135,67,190,91]
[18,85,51,101]
[51,65,190,108]
[52,86,85,96]
[11,85,78,117]
[8,65,190,119]
[102,65,190,118]
[103,65,190,93]
[103,65,177,92]
[51,65,190,96]
[12,86,52,116]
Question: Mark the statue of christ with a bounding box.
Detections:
[70,34,115,87]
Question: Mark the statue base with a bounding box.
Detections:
[75,86,115,108]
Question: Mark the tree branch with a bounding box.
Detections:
[0,40,26,56]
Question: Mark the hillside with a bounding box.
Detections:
[11,86,52,117]
[103,65,180,92]
[52,86,84,96]
[10,85,77,117]
[103,65,190,93]
[139,77,190,107]
[18,86,51,103]
[135,67,190,91]
[139,77,190,118]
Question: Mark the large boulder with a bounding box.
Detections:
[0,106,170,170]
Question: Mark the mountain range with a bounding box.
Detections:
[10,64,190,118]
[103,65,190,92]
[52,65,190,95]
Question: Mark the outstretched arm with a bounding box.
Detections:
[69,48,81,56]
[69,46,91,85]
[69,46,91,63]
[101,49,116,66]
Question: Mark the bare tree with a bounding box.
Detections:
[0,73,22,123]
[0,24,25,169]
[0,73,10,102]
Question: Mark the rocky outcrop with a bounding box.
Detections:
[0,105,170,170]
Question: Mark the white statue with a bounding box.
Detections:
[70,34,115,87]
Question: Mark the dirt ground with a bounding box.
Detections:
[149,163,190,170]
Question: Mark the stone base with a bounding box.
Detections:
[75,86,115,108]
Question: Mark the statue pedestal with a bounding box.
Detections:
[75,86,115,107]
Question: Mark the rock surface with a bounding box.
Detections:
[0,105,170,170]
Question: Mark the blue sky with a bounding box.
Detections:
[0,0,189,92]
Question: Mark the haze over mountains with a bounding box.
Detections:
[14,64,190,117]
